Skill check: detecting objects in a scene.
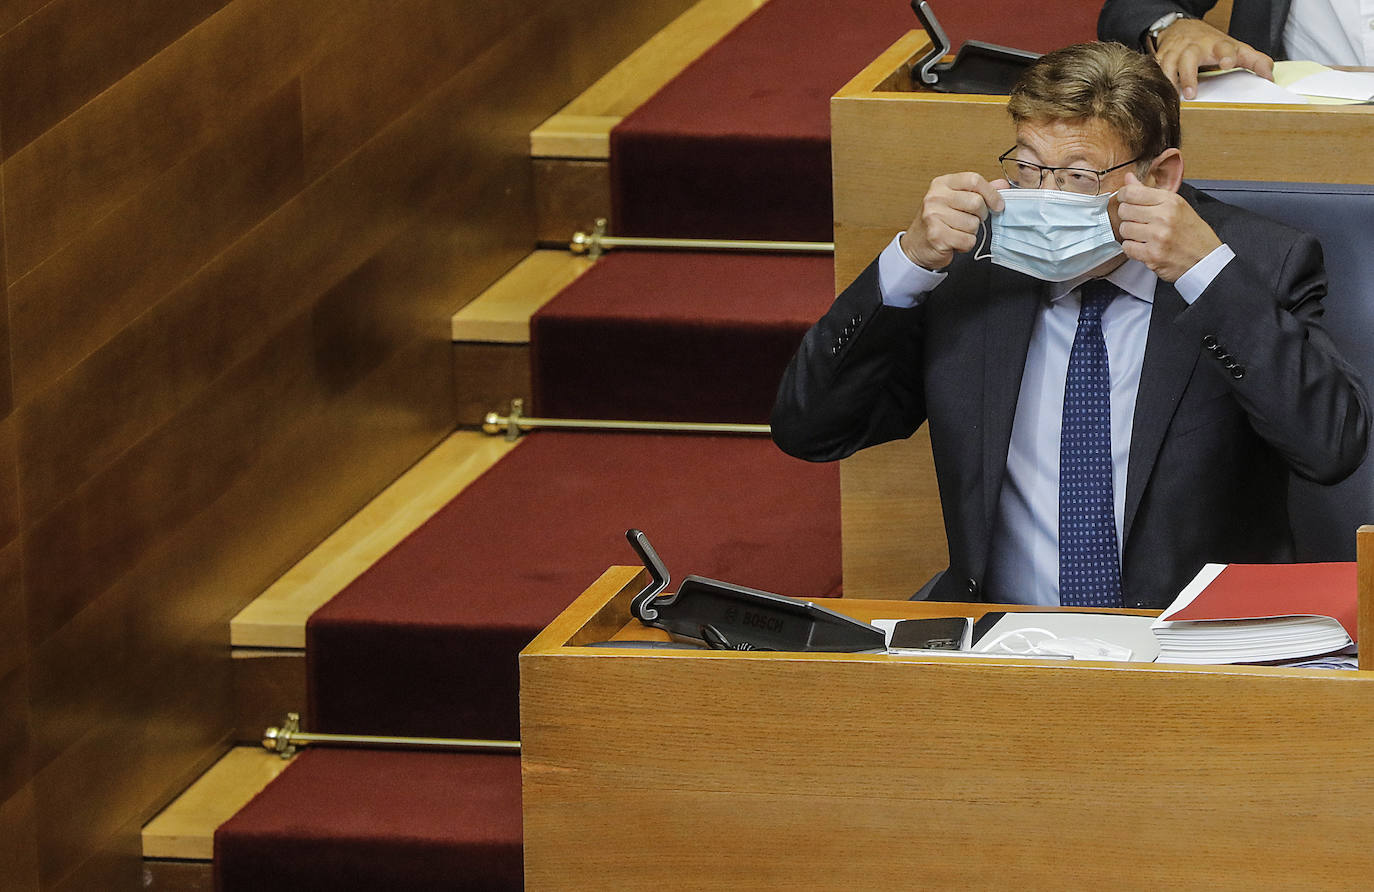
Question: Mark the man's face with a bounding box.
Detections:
[1007,117,1142,237]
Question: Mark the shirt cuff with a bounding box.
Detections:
[1174,243,1235,305]
[877,232,948,308]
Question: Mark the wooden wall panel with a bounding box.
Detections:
[0,416,17,550]
[0,0,697,885]
[0,542,23,681]
[8,83,305,412]
[0,664,31,804]
[0,0,229,157]
[0,785,39,892]
[0,0,47,41]
[0,282,10,420]
[0,197,9,419]
[2,0,324,280]
[299,0,517,178]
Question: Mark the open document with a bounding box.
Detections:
[874,612,1158,662]
[1192,60,1374,105]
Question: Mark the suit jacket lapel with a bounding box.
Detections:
[982,265,1044,540]
[1123,279,1199,546]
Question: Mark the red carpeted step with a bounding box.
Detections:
[530,250,834,423]
[214,748,521,891]
[610,0,1100,241]
[307,430,840,740]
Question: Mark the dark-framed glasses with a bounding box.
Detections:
[997,148,1143,196]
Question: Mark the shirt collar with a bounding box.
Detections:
[1049,257,1157,304]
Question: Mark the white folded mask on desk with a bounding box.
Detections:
[979,626,1134,661]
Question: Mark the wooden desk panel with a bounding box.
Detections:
[523,566,1374,889]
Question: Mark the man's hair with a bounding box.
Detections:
[1008,41,1181,160]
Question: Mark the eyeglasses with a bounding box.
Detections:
[998,148,1143,196]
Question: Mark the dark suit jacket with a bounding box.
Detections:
[1098,0,1292,59]
[771,185,1368,608]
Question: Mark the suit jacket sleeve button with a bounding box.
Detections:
[830,344,840,356]
[1230,365,1246,379]
[965,577,979,596]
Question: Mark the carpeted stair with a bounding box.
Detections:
[213,1,1103,888]
[531,249,835,423]
[609,0,1098,240]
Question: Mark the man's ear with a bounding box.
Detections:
[1145,148,1184,192]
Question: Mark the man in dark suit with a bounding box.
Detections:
[1098,0,1365,99]
[771,42,1367,609]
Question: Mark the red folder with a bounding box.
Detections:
[1167,562,1358,642]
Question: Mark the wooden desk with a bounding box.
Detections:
[522,536,1374,888]
[831,31,1374,598]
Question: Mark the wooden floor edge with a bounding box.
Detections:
[230,431,519,648]
[142,747,291,861]
[450,249,595,344]
[529,0,767,160]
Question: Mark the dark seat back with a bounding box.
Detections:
[1194,180,1374,561]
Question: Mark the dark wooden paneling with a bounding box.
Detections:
[8,83,304,415]
[0,282,10,423]
[534,157,611,245]
[0,415,18,548]
[299,0,517,178]
[19,33,538,645]
[0,665,31,804]
[453,343,533,427]
[0,187,9,422]
[0,0,229,158]
[0,0,705,886]
[233,652,306,744]
[0,0,48,40]
[0,541,24,681]
[0,785,39,892]
[33,640,229,888]
[31,717,145,887]
[1,0,327,280]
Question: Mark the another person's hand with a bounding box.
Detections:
[1115,172,1222,282]
[899,173,1009,271]
[1153,17,1274,100]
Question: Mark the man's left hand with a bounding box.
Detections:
[1116,172,1222,282]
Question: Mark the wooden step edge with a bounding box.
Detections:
[529,115,619,160]
[142,747,291,861]
[529,0,767,160]
[450,250,595,345]
[230,431,520,649]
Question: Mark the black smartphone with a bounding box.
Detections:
[889,616,971,651]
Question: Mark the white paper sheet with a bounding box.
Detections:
[1191,69,1309,104]
[1285,69,1374,101]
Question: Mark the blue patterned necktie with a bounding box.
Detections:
[1059,279,1123,608]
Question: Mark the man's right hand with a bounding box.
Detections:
[899,172,1007,271]
[1153,17,1274,100]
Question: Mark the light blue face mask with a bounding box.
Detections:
[980,189,1123,282]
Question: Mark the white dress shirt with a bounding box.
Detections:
[875,234,1235,604]
[1284,0,1374,66]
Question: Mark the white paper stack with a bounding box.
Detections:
[1151,563,1356,665]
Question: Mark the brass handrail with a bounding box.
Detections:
[570,218,833,260]
[482,399,770,441]
[263,713,520,759]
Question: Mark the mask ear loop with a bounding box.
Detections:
[973,214,994,262]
